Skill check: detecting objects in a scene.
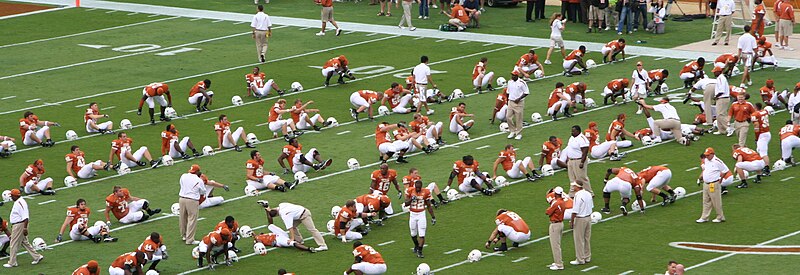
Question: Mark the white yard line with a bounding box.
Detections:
[459,41,470,44]
[126,12,138,15]
[212,19,224,23]
[685,229,800,271]
[444,248,462,254]
[686,167,700,171]
[512,257,529,263]
[25,98,41,102]
[619,270,634,275]
[435,39,447,42]
[189,17,202,21]
[476,145,490,150]
[203,116,217,121]
[365,33,378,36]
[0,6,72,20]
[105,10,116,13]
[337,130,351,135]
[624,160,638,165]
[781,176,795,182]
[582,266,599,272]
[1,96,17,100]
[37,199,56,205]
[377,240,395,246]
[414,36,425,40]
[786,68,797,71]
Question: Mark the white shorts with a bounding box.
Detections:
[547,101,567,116]
[409,211,427,237]
[198,241,232,253]
[22,126,49,146]
[109,267,125,275]
[495,105,507,122]
[251,79,275,97]
[188,91,214,105]
[77,160,102,179]
[679,72,695,80]
[292,149,317,173]
[222,127,245,148]
[391,94,414,114]
[142,89,168,108]
[321,66,336,77]
[602,177,632,198]
[350,262,387,275]
[602,86,614,97]
[781,136,800,160]
[296,114,321,130]
[600,46,612,56]
[756,132,771,156]
[563,208,574,221]
[168,137,191,158]
[121,146,148,168]
[378,142,396,154]
[714,62,727,69]
[720,174,735,187]
[199,196,224,209]
[335,218,364,241]
[616,140,633,148]
[268,119,291,133]
[458,176,485,193]
[473,71,494,88]
[86,120,112,133]
[69,223,102,241]
[756,55,777,65]
[24,177,52,194]
[497,224,531,243]
[449,115,473,133]
[415,83,428,102]
[741,53,753,68]
[247,176,280,190]
[350,92,369,109]
[563,59,580,72]
[425,122,442,139]
[119,200,147,224]
[506,157,532,179]
[735,159,766,172]
[0,234,8,246]
[645,169,672,192]
[590,141,615,159]
[393,140,411,152]
[632,83,647,96]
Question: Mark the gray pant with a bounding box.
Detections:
[179,197,200,244]
[713,15,733,44]
[399,1,414,28]
[572,216,592,263]
[506,100,524,135]
[291,209,327,247]
[716,97,731,133]
[703,84,716,124]
[700,181,725,221]
[653,118,682,143]
[549,222,564,267]
[7,224,42,266]
[254,30,269,61]
[734,121,749,146]
[567,159,593,196]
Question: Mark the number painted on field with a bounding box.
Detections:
[79,43,201,56]
[155,47,201,56]
[348,65,394,75]
[112,44,162,52]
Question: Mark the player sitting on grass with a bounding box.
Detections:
[291,100,333,131]
[246,66,286,98]
[447,155,499,196]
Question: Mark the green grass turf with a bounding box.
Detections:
[1,7,800,275]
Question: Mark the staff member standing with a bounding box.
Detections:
[179,164,206,245]
[505,74,529,140]
[729,93,755,146]
[4,189,44,268]
[565,125,592,196]
[266,202,328,251]
[316,0,342,36]
[397,0,417,31]
[711,0,735,46]
[713,67,732,135]
[697,148,727,223]
[546,186,566,271]
[737,25,757,88]
[413,56,436,115]
[570,181,593,266]
[251,5,272,63]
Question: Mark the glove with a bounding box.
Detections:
[397,122,406,128]
[223,185,230,191]
[53,122,61,127]
[397,192,403,199]
[268,172,276,176]
[283,168,290,174]
[56,234,62,242]
[163,252,169,260]
[696,179,701,186]
[106,221,112,229]
[103,114,109,118]
[431,218,436,225]
[603,179,608,183]
[137,109,142,116]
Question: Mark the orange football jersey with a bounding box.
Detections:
[452,160,480,184]
[404,186,431,213]
[66,206,91,228]
[371,169,398,195]
[353,244,385,264]
[733,147,763,161]
[65,152,86,174]
[105,188,131,220]
[496,211,530,233]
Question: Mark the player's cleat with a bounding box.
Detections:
[256,200,269,208]
[137,161,147,167]
[160,116,171,122]
[231,247,241,253]
[431,199,440,208]
[620,205,628,216]
[416,251,424,258]
[321,159,332,170]
[103,236,118,242]
[150,159,161,169]
[147,208,162,215]
[313,125,322,131]
[93,236,102,243]
[721,186,728,195]
[350,108,359,121]
[276,185,286,192]
[293,131,304,138]
[736,182,748,189]
[396,156,408,163]
[526,174,537,182]
[481,189,493,196]
[487,84,495,91]
[660,199,669,206]
[335,28,342,36]
[234,145,242,152]
[103,162,112,171]
[754,175,762,183]
[277,89,285,96]
[201,106,210,112]
[193,152,201,158]
[600,207,610,214]
[150,119,156,125]
[137,110,142,116]
[669,194,677,204]
[245,142,256,148]
[609,155,622,161]
[324,81,329,87]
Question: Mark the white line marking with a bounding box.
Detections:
[364,134,376,138]
[203,116,217,121]
[365,33,378,36]
[512,257,529,263]
[619,270,634,275]
[125,109,138,113]
[414,36,425,40]
[686,229,800,271]
[86,8,98,11]
[230,119,244,124]
[2,96,16,100]
[255,122,268,127]
[476,145,490,150]
[377,240,395,246]
[344,31,356,35]
[189,17,202,21]
[786,68,797,71]
[212,19,224,23]
[435,39,447,42]
[659,163,669,166]
[74,104,84,108]
[105,106,116,110]
[483,43,494,46]
[444,249,462,254]
[148,14,159,17]
[299,27,311,30]
[781,176,795,182]
[233,21,247,25]
[670,241,800,255]
[127,12,138,15]
[582,266,599,272]
[624,160,638,165]
[38,200,56,205]
[25,98,41,102]
[105,10,117,14]
[686,167,700,171]
[197,217,206,221]
[459,41,470,44]
[654,57,667,60]
[337,131,351,135]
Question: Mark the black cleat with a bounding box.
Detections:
[737,182,748,189]
[137,161,147,167]
[396,157,408,163]
[755,175,762,183]
[313,125,322,131]
[150,159,161,169]
[234,145,242,152]
[600,207,611,214]
[620,206,628,216]
[722,186,729,195]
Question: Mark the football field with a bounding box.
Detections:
[2,2,800,274]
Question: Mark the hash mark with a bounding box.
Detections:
[581,266,598,272]
[512,257,529,263]
[444,249,462,254]
[781,176,795,182]
[378,240,395,246]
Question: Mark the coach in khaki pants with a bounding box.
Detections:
[570,181,593,265]
[565,125,593,197]
[397,0,416,30]
[697,148,727,223]
[251,5,272,63]
[546,187,567,270]
[729,93,755,146]
[4,189,44,268]
[505,74,530,140]
[267,202,328,251]
[713,68,732,134]
[179,164,206,245]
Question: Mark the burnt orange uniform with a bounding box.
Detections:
[615,167,643,186]
[715,54,739,64]
[495,90,508,111]
[72,264,99,275]
[65,152,87,174]
[760,85,776,102]
[323,57,340,69]
[137,235,164,255]
[202,231,228,247]
[565,82,586,97]
[751,110,770,139]
[637,165,669,183]
[215,220,239,234]
[105,188,131,220]
[405,76,416,93]
[402,174,421,188]
[333,206,356,233]
[634,128,654,139]
[160,130,179,155]
[497,148,517,171]
[547,88,565,108]
[733,147,762,161]
[246,159,265,179]
[358,90,379,104]
[583,128,600,149]
[541,138,563,164]
[779,124,800,140]
[353,244,385,264]
[695,113,708,124]
[84,109,100,123]
[409,116,429,134]
[375,123,393,147]
[268,103,284,122]
[729,100,755,122]
[452,160,480,184]
[246,72,267,88]
[111,137,133,160]
[607,78,628,92]
[144,83,170,97]
[751,3,766,36]
[565,49,583,61]
[255,233,278,247]
[729,86,747,99]
[473,61,487,79]
[384,88,405,109]
[606,119,625,141]
[451,4,469,23]
[496,211,530,233]
[757,41,772,57]
[680,61,702,75]
[189,81,207,97]
[18,115,39,138]
[405,186,432,212]
[110,252,142,269]
[605,41,625,53]
[371,169,397,195]
[517,53,538,67]
[355,193,384,212]
[282,144,301,169]
[66,206,91,228]
[648,70,666,82]
[22,164,44,183]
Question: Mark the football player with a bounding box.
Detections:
[779,120,800,165]
[278,138,332,174]
[214,216,242,253]
[732,144,766,189]
[601,38,626,63]
[755,36,777,68]
[492,144,540,182]
[350,90,384,122]
[539,136,564,168]
[565,82,588,112]
[406,180,436,258]
[108,252,147,275]
[255,207,316,252]
[485,209,531,251]
[402,168,448,207]
[0,217,9,257]
[637,165,676,206]
[247,150,296,192]
[410,113,445,146]
[199,174,229,209]
[19,111,57,147]
[491,88,508,124]
[84,102,113,134]
[449,102,475,133]
[268,99,304,141]
[751,103,772,176]
[161,124,200,160]
[137,82,172,124]
[381,82,414,114]
[56,198,116,243]
[197,229,234,270]
[713,53,739,77]
[547,82,572,120]
[322,55,354,87]
[601,166,646,216]
[334,200,375,242]
[584,122,624,161]
[473,57,496,92]
[246,66,285,98]
[447,155,498,196]
[19,159,55,195]
[370,163,401,196]
[602,78,630,105]
[66,145,111,181]
[71,260,99,275]
[648,69,670,94]
[606,113,636,148]
[0,135,16,158]
[679,57,705,88]
[137,232,168,272]
[290,99,333,131]
[375,122,407,163]
[345,241,387,275]
[759,79,788,108]
[111,132,160,169]
[355,192,394,223]
[215,114,254,152]
[512,50,543,81]
[104,186,161,225]
[189,79,213,112]
[562,45,588,77]
[392,121,436,155]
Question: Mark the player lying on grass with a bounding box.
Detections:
[254,206,317,252]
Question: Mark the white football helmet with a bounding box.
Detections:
[146,270,160,275]
[494,176,507,187]
[590,212,602,224]
[120,119,133,130]
[238,225,253,238]
[412,96,421,107]
[496,77,507,87]
[231,95,244,106]
[584,98,597,108]
[660,83,669,94]
[458,131,470,141]
[227,250,239,262]
[773,159,787,171]
[66,130,78,141]
[326,117,339,127]
[192,247,201,259]
[446,188,459,201]
[631,200,646,211]
[64,176,77,187]
[541,165,555,176]
[2,190,11,202]
[164,107,178,118]
[247,133,259,144]
[171,203,180,215]
[452,89,465,99]
[161,155,174,166]
[764,106,776,116]
[347,158,360,170]
[533,70,544,78]
[531,112,543,123]
[673,187,686,199]
[586,59,597,68]
[326,220,335,233]
[202,146,214,156]
[641,135,654,146]
[417,263,432,275]
[254,243,268,255]
[498,122,510,133]
[244,185,259,197]
[294,171,308,184]
[377,106,391,116]
[117,163,131,175]
[7,142,16,154]
[32,237,46,250]
[291,81,303,91]
[467,249,482,262]
[331,206,342,219]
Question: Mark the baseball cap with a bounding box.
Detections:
[712,66,723,73]
[553,186,564,194]
[795,82,800,90]
[10,189,20,196]
[636,61,643,66]
[570,181,583,187]
[704,147,715,155]
[188,164,201,173]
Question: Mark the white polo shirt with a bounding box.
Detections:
[715,74,730,97]
[178,173,206,200]
[251,12,272,31]
[653,103,681,120]
[565,134,590,159]
[10,197,29,224]
[506,78,530,102]
[737,33,757,54]
[702,156,729,183]
[278,202,306,230]
[572,189,593,217]
[716,0,735,16]
[693,77,717,90]
[413,63,431,85]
